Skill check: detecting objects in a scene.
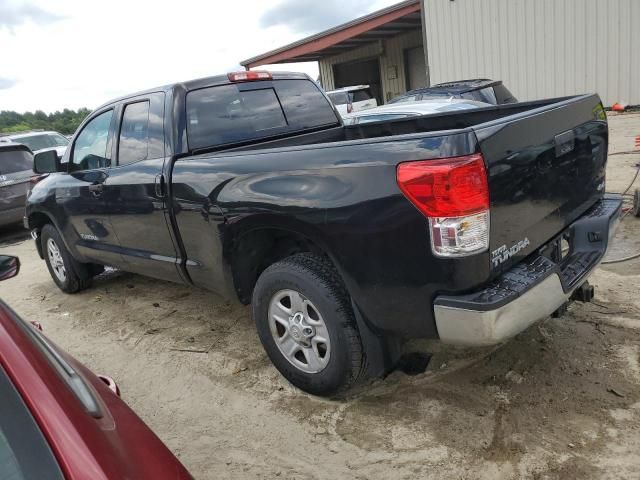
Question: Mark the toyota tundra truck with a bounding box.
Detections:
[25,71,621,396]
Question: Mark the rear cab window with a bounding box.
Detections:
[186,79,339,151]
[0,147,32,175]
[351,88,373,103]
[476,87,497,104]
[328,92,349,106]
[494,84,518,104]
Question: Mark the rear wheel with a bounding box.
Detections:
[252,253,363,396]
[41,224,93,293]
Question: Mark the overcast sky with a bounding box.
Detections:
[0,0,399,113]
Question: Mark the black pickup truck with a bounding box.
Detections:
[26,71,621,395]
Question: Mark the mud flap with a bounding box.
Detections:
[351,300,402,379]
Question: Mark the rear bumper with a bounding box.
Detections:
[434,196,622,346]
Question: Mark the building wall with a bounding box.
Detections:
[423,0,640,106]
[318,29,424,102]
[378,29,424,101]
[318,42,383,91]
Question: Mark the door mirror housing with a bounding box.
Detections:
[0,256,20,281]
[33,149,62,174]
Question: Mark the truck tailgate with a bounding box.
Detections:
[474,94,608,274]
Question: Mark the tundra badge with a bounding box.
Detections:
[491,238,531,268]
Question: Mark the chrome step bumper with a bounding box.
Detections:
[433,196,622,346]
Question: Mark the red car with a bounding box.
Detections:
[0,255,192,480]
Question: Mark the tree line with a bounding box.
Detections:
[0,108,92,135]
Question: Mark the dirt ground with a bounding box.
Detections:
[1,113,640,480]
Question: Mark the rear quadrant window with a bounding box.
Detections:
[0,148,32,175]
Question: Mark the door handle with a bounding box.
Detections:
[88,183,104,196]
[154,174,166,198]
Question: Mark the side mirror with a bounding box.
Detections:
[33,149,62,174]
[0,256,20,281]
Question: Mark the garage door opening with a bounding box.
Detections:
[333,58,382,105]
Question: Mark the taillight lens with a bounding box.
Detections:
[396,154,490,257]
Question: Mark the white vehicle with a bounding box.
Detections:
[342,98,491,125]
[0,130,69,157]
[326,85,377,116]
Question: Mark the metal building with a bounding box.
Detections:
[241,0,426,104]
[424,0,640,106]
[242,0,639,106]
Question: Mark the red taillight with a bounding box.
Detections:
[396,154,489,218]
[347,103,353,114]
[227,71,272,82]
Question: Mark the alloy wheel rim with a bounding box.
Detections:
[268,289,331,374]
[46,238,67,282]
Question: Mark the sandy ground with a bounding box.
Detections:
[1,113,640,479]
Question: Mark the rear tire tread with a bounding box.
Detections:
[254,253,364,396]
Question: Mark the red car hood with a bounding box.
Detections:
[0,301,192,480]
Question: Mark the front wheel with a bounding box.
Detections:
[41,224,93,293]
[252,253,363,396]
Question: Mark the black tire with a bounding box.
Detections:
[41,224,93,293]
[633,188,640,217]
[252,253,363,396]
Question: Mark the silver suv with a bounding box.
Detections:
[0,131,69,157]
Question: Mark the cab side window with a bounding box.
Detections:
[70,110,114,171]
[118,101,150,166]
[477,87,497,104]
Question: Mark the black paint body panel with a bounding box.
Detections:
[25,72,609,339]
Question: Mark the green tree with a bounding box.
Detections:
[0,108,91,135]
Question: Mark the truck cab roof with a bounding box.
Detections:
[92,71,313,111]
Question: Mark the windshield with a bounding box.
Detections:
[12,133,69,152]
[389,92,454,104]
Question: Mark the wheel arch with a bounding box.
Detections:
[224,216,401,379]
[26,210,57,259]
[226,221,341,305]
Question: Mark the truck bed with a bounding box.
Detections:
[221,96,576,153]
[172,93,608,338]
